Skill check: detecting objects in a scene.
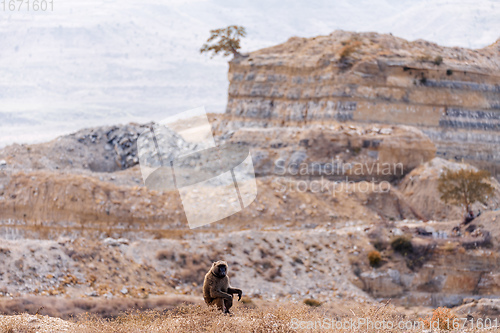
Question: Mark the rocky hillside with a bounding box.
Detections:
[225,31,500,178]
[1,120,500,311]
[0,119,438,232]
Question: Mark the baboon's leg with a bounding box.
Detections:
[212,298,225,312]
[224,297,233,313]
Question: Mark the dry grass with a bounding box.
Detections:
[0,296,199,320]
[71,302,404,332]
[339,41,362,60]
[76,305,306,333]
[2,304,322,333]
[0,301,492,332]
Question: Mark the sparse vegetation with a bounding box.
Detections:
[0,302,423,333]
[367,250,382,267]
[156,249,175,261]
[391,236,413,255]
[416,54,443,66]
[419,307,457,331]
[339,40,362,62]
[438,168,494,215]
[200,25,246,58]
[156,250,213,284]
[433,55,443,65]
[405,243,434,270]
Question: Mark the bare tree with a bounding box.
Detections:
[438,168,494,215]
[200,25,246,58]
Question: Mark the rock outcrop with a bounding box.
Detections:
[225,31,500,178]
[455,298,500,317]
[355,214,500,308]
[222,123,435,181]
[399,158,500,221]
[0,123,149,173]
[358,246,500,308]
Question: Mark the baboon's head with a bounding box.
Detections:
[211,260,228,278]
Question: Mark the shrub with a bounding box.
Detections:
[391,236,413,255]
[405,243,434,270]
[303,299,322,307]
[367,250,382,267]
[339,41,361,61]
[433,55,443,65]
[419,307,457,331]
[156,249,175,261]
[446,69,453,76]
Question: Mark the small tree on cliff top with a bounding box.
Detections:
[200,25,246,58]
[437,168,494,214]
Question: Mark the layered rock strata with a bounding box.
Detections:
[225,31,500,177]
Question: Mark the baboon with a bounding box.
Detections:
[203,260,242,314]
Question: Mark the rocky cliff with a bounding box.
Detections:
[225,31,500,178]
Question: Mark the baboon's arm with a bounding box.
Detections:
[210,289,232,300]
[227,287,242,301]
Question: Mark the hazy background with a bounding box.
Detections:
[0,0,499,147]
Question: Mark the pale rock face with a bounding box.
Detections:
[225,31,500,179]
[399,158,500,220]
[224,124,436,182]
[357,248,500,308]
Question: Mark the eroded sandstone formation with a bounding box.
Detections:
[225,31,500,177]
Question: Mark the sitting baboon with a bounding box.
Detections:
[203,260,242,314]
